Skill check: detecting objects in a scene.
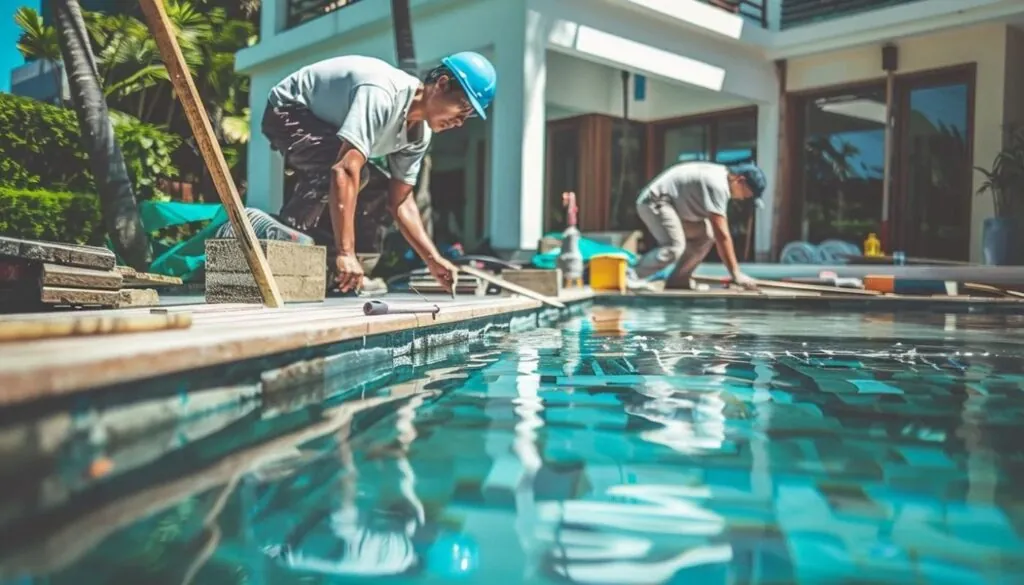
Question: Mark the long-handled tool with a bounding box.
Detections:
[362,300,440,318]
[460,265,566,309]
[693,275,882,296]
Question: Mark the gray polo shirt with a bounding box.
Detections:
[268,55,431,186]
[637,162,731,222]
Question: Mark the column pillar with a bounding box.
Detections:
[259,0,288,40]
[487,6,547,259]
[246,75,284,212]
[755,101,780,260]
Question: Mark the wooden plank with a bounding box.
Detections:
[115,266,183,288]
[39,286,121,307]
[139,0,283,309]
[692,275,882,296]
[963,282,1024,299]
[42,264,122,290]
[0,310,191,342]
[0,236,115,271]
[460,266,567,308]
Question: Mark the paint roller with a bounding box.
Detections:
[362,300,440,318]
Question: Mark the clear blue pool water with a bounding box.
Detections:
[3,305,1024,584]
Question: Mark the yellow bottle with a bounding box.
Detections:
[864,232,882,257]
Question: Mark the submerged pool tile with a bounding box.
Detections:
[18,304,1024,584]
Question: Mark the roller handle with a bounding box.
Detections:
[363,300,390,315]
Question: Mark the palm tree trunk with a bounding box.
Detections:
[51,0,150,269]
[390,0,433,239]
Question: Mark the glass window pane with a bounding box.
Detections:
[800,87,887,245]
[610,121,648,231]
[901,82,971,261]
[716,115,757,164]
[662,124,709,168]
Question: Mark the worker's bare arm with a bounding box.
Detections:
[329,144,367,292]
[708,214,740,276]
[709,213,756,289]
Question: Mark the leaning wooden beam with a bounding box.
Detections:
[138,0,283,308]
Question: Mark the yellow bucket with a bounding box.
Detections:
[589,253,629,292]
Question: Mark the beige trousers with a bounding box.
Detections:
[635,196,715,285]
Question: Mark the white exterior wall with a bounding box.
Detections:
[239,0,780,256]
[238,0,1024,260]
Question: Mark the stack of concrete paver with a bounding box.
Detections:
[0,236,173,312]
[204,239,327,303]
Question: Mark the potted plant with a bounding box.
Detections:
[975,125,1024,265]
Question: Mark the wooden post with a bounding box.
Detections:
[880,69,895,252]
[139,0,283,308]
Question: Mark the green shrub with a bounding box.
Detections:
[0,93,181,199]
[0,187,104,246]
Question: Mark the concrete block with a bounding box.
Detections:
[501,269,562,297]
[205,272,326,304]
[205,239,327,303]
[205,239,326,277]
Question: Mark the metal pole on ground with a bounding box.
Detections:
[138,0,284,308]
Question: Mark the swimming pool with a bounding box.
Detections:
[2,302,1024,584]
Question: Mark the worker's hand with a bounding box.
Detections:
[335,253,364,293]
[732,272,758,291]
[427,257,458,295]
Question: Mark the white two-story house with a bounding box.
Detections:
[237,0,1024,263]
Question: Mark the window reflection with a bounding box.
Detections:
[799,88,887,244]
[900,81,971,260]
[663,123,709,167]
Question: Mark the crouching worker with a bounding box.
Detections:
[632,161,766,291]
[217,52,497,294]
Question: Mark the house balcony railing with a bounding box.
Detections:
[781,0,924,29]
[702,0,767,28]
[285,0,767,31]
[287,0,365,30]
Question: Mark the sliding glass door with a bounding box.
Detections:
[793,67,974,260]
[798,86,888,244]
[895,68,974,261]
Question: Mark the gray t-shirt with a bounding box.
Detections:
[268,55,431,186]
[637,162,731,222]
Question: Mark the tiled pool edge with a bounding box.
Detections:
[610,291,1024,314]
[0,295,595,413]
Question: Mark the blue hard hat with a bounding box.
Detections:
[441,51,496,120]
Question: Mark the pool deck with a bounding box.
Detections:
[0,290,594,407]
[1,287,1022,407]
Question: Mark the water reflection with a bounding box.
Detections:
[2,307,1024,584]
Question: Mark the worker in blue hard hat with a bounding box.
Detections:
[221,51,497,294]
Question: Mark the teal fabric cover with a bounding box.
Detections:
[531,232,638,269]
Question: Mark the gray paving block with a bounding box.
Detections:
[205,239,326,277]
[205,272,326,304]
[0,236,116,271]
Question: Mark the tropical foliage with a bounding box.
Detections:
[0,187,104,245]
[0,93,180,198]
[976,125,1024,218]
[14,1,257,192]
